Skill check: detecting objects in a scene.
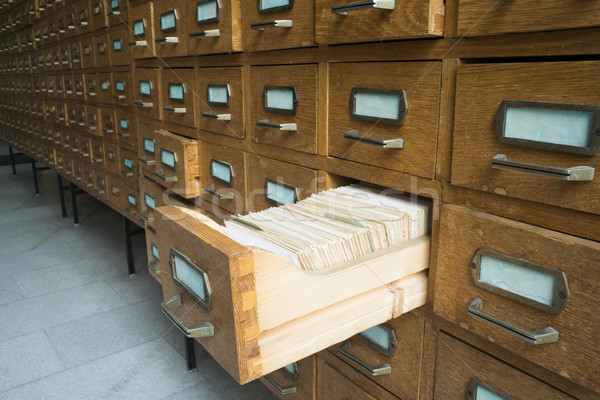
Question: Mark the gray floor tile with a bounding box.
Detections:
[164,372,277,400]
[0,275,23,306]
[0,244,81,276]
[105,269,160,304]
[0,331,65,393]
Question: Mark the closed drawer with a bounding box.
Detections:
[197,66,244,138]
[457,1,600,38]
[113,71,132,106]
[199,142,247,214]
[154,203,429,384]
[80,35,96,68]
[250,65,317,153]
[94,169,108,201]
[104,142,120,175]
[128,2,156,59]
[106,0,128,26]
[68,128,80,154]
[72,159,83,182]
[109,26,130,66]
[435,205,600,393]
[146,227,161,282]
[79,133,92,162]
[107,173,124,209]
[101,108,117,141]
[134,67,161,120]
[243,0,314,51]
[123,182,142,221]
[54,75,65,100]
[59,127,71,149]
[54,150,66,172]
[153,0,187,58]
[138,125,158,173]
[261,357,315,400]
[59,43,71,69]
[140,176,164,229]
[97,72,113,104]
[452,61,600,215]
[71,103,86,129]
[84,72,98,99]
[85,106,101,136]
[91,0,108,30]
[186,0,242,55]
[63,74,74,97]
[316,0,443,44]
[95,32,111,67]
[161,68,196,128]
[82,163,95,189]
[76,0,92,34]
[120,147,139,185]
[154,128,200,198]
[91,137,105,167]
[64,154,74,177]
[328,313,424,400]
[70,39,82,69]
[64,7,79,39]
[435,334,576,400]
[73,73,85,100]
[329,62,441,179]
[116,110,136,149]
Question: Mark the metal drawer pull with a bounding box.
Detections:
[85,182,93,188]
[205,184,234,200]
[163,106,187,114]
[117,132,131,138]
[468,298,559,344]
[102,129,114,134]
[190,29,221,39]
[338,340,392,376]
[257,119,297,131]
[87,126,96,130]
[121,169,134,177]
[250,20,292,30]
[134,100,154,108]
[332,0,394,15]
[139,156,155,166]
[128,40,147,47]
[80,152,89,157]
[113,95,126,100]
[78,21,88,26]
[155,37,179,44]
[148,260,160,275]
[161,294,214,338]
[92,157,103,163]
[491,154,594,181]
[86,92,96,96]
[94,189,105,195]
[140,210,154,223]
[107,11,121,16]
[343,130,403,148]
[155,169,178,183]
[202,111,231,121]
[263,376,297,395]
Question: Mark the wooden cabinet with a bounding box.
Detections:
[186,0,242,55]
[134,67,161,120]
[153,128,200,198]
[128,2,156,59]
[152,0,187,58]
[160,68,196,128]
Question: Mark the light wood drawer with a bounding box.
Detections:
[456,1,600,38]
[73,159,83,182]
[160,68,196,128]
[435,333,576,400]
[116,110,137,149]
[94,169,108,201]
[435,205,600,394]
[97,72,114,104]
[107,173,124,209]
[84,72,97,99]
[153,0,187,58]
[452,61,600,215]
[329,62,441,179]
[328,313,424,400]
[134,67,161,120]
[71,103,86,129]
[113,71,132,106]
[250,65,317,154]
[60,43,71,70]
[63,74,74,98]
[59,127,70,150]
[101,108,117,142]
[83,163,95,190]
[56,102,67,126]
[154,204,429,384]
[55,150,66,173]
[120,147,139,185]
[64,154,74,177]
[197,66,244,139]
[242,0,314,52]
[79,132,92,162]
[91,137,105,168]
[104,142,120,175]
[261,356,315,400]
[70,39,82,70]
[145,227,161,282]
[140,176,164,229]
[106,0,128,26]
[85,105,101,136]
[316,0,443,44]
[128,2,156,59]
[68,128,80,154]
[123,182,142,221]
[80,35,95,68]
[95,32,111,67]
[138,124,158,174]
[154,128,200,198]
[75,0,92,34]
[199,142,247,214]
[185,0,242,55]
[91,0,108,30]
[109,26,130,66]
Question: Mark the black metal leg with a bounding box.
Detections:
[9,146,16,176]
[31,158,40,196]
[70,182,79,226]
[57,174,68,218]
[185,337,197,373]
[124,217,136,277]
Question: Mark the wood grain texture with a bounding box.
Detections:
[452,61,600,215]
[128,2,156,59]
[152,0,188,58]
[435,333,576,399]
[435,59,458,182]
[160,68,196,128]
[456,0,600,37]
[434,204,600,393]
[316,0,443,44]
[90,137,105,168]
[109,26,130,67]
[250,64,318,155]
[260,356,316,400]
[139,176,166,230]
[100,108,118,144]
[123,182,143,223]
[328,61,441,179]
[186,0,243,55]
[154,128,200,198]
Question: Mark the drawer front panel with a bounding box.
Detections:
[120,147,139,185]
[197,66,244,138]
[97,72,114,104]
[128,2,156,59]
[94,169,108,201]
[107,0,129,26]
[91,137,105,167]
[139,176,164,230]
[154,129,200,198]
[452,61,600,215]
[80,35,96,69]
[84,72,98,99]
[435,205,600,393]
[250,65,317,154]
[100,108,116,142]
[200,142,247,214]
[145,227,161,282]
[70,39,82,69]
[434,333,575,400]
[134,67,161,120]
[75,0,92,34]
[138,124,158,173]
[82,163,95,189]
[317,359,388,400]
[329,62,441,179]
[95,32,111,67]
[107,173,124,209]
[261,357,315,400]
[243,0,314,52]
[73,72,85,100]
[109,26,130,66]
[104,142,120,175]
[79,133,92,162]
[112,71,132,106]
[123,182,142,221]
[85,105,101,136]
[153,0,187,58]
[186,0,242,55]
[160,68,196,128]
[91,0,108,30]
[116,110,136,149]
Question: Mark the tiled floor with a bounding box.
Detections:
[0,163,277,400]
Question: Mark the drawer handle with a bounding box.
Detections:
[85,92,96,96]
[107,11,121,16]
[257,119,297,131]
[202,111,231,121]
[163,106,187,114]
[250,20,292,30]
[128,40,147,47]
[161,294,214,338]
[491,154,594,182]
[155,37,179,44]
[140,210,154,223]
[337,340,392,376]
[332,0,394,15]
[117,132,131,138]
[134,100,154,108]
[87,126,97,131]
[148,260,160,275]
[263,376,297,395]
[85,182,93,188]
[113,95,126,100]
[139,156,155,166]
[205,184,234,200]
[78,21,88,27]
[190,29,220,38]
[92,157,103,163]
[94,189,105,195]
[102,129,114,134]
[343,130,403,149]
[80,152,89,157]
[468,298,559,344]
[155,169,178,183]
[121,169,134,177]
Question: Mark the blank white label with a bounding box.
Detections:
[208,85,228,105]
[127,194,136,205]
[111,0,119,8]
[197,0,218,22]
[116,81,125,92]
[260,0,291,11]
[210,160,232,184]
[143,138,155,153]
[169,84,184,100]
[173,253,207,301]
[161,149,176,168]
[144,193,156,209]
[354,92,401,120]
[124,157,133,169]
[101,81,109,91]
[475,385,505,400]
[119,119,129,129]
[161,11,177,31]
[266,180,296,205]
[265,87,295,112]
[152,244,159,260]
[112,40,122,51]
[139,81,151,96]
[133,19,145,36]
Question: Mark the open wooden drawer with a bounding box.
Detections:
[155,205,429,384]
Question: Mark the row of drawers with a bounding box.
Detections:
[1,27,130,69]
